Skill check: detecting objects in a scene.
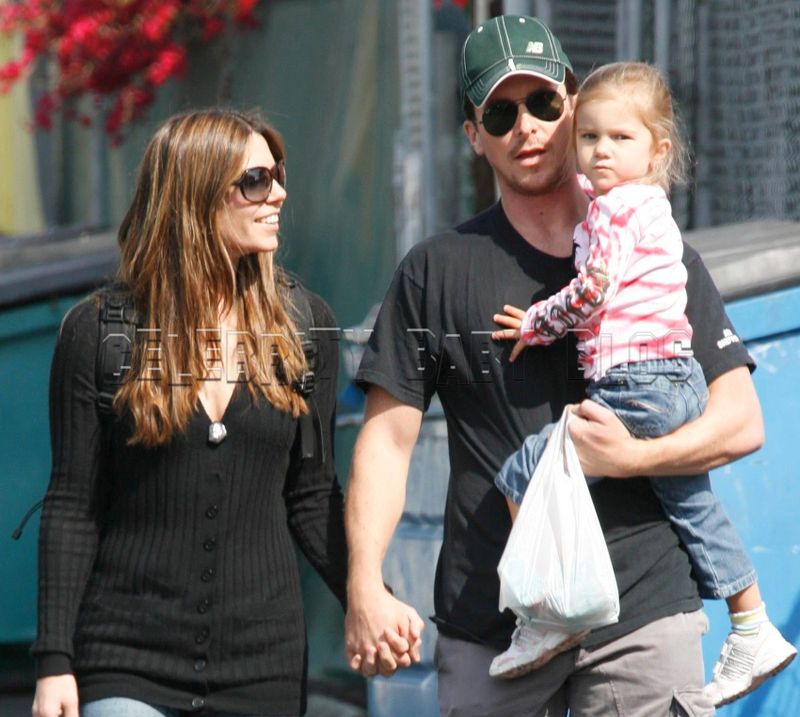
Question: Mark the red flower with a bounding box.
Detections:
[234,0,259,21]
[0,0,267,138]
[105,97,124,135]
[146,45,185,86]
[0,61,23,88]
[202,17,225,41]
[33,94,58,130]
[141,2,180,43]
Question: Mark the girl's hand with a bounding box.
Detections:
[32,674,79,717]
[492,305,529,362]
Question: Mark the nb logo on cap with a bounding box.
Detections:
[526,41,544,54]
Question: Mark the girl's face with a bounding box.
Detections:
[575,96,669,195]
[219,132,287,263]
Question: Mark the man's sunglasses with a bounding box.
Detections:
[232,160,286,203]
[480,89,565,137]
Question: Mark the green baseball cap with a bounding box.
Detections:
[459,15,573,108]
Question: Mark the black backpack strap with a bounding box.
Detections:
[96,288,139,415]
[13,289,138,541]
[286,279,317,400]
[282,276,320,462]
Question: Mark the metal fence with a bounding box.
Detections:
[544,0,800,230]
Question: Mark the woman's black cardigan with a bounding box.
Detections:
[32,290,348,716]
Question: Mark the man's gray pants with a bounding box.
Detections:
[436,611,715,716]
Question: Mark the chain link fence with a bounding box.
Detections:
[546,0,800,230]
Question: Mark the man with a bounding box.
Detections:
[345,15,763,716]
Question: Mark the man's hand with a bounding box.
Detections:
[569,399,641,477]
[492,304,528,362]
[345,584,424,678]
[570,367,765,478]
[32,674,79,717]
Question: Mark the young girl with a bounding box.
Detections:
[490,62,795,704]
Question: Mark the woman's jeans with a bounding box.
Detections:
[81,697,291,717]
[495,357,756,600]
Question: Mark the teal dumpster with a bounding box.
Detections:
[1,228,118,647]
[692,221,800,716]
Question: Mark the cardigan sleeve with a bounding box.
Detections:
[283,291,348,609]
[31,297,105,677]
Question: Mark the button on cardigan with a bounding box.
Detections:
[32,290,348,716]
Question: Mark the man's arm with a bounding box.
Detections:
[344,386,426,677]
[569,365,764,477]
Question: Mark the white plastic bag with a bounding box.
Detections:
[497,408,619,632]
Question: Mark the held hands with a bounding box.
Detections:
[32,674,79,717]
[491,305,529,362]
[345,584,424,678]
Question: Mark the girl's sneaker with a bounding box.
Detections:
[489,617,587,679]
[703,622,797,706]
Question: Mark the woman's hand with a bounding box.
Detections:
[492,305,528,362]
[32,674,79,717]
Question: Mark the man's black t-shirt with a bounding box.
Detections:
[357,201,753,648]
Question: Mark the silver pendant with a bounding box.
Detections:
[207,421,227,445]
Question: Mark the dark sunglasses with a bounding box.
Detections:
[232,160,286,203]
[480,89,565,137]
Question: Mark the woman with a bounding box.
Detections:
[31,110,347,717]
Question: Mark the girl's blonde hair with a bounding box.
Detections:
[114,109,308,447]
[576,62,690,190]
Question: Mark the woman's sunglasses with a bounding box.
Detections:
[232,160,286,203]
[479,89,565,137]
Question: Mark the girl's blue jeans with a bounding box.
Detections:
[495,356,756,600]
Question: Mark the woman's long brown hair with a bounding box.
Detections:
[114,109,308,447]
